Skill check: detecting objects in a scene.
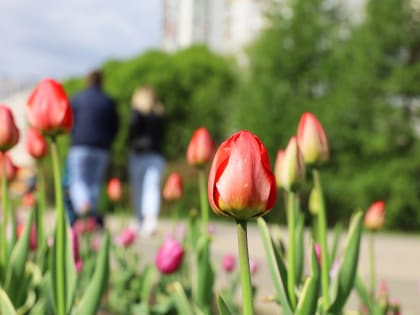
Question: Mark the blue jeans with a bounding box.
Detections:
[129,152,165,222]
[68,146,110,215]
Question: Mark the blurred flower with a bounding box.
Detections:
[162,172,183,201]
[208,130,276,220]
[208,223,216,234]
[107,177,122,202]
[389,298,401,315]
[155,236,184,274]
[91,237,102,252]
[16,223,37,251]
[0,152,18,181]
[186,127,215,167]
[71,228,83,272]
[115,228,137,247]
[222,254,236,273]
[26,78,73,135]
[249,258,259,276]
[364,200,386,230]
[275,136,305,191]
[314,243,321,266]
[22,192,36,208]
[0,104,19,151]
[25,127,48,159]
[86,217,98,232]
[175,223,186,241]
[297,112,328,166]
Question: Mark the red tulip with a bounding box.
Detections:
[26,78,73,135]
[115,228,137,247]
[25,127,48,159]
[208,130,276,220]
[186,127,215,167]
[162,172,183,201]
[222,254,236,273]
[297,112,328,165]
[155,236,184,274]
[0,104,19,151]
[107,177,122,202]
[275,136,305,191]
[364,200,386,230]
[0,152,18,181]
[71,228,83,272]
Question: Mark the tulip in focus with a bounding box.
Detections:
[0,152,18,181]
[364,201,386,230]
[0,104,19,151]
[115,228,137,247]
[222,254,236,273]
[162,172,183,201]
[25,127,48,159]
[155,236,184,274]
[186,127,215,167]
[26,78,73,135]
[208,130,277,220]
[275,136,305,191]
[107,177,122,202]
[297,112,329,166]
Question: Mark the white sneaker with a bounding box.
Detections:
[141,216,158,238]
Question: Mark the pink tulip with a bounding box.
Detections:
[25,127,48,159]
[314,243,322,266]
[162,172,183,201]
[222,254,236,273]
[115,228,137,247]
[26,78,73,135]
[208,130,277,220]
[249,258,259,276]
[107,177,122,202]
[0,152,18,181]
[297,112,329,165]
[155,237,184,274]
[186,127,215,167]
[0,105,19,151]
[71,229,83,272]
[364,200,385,230]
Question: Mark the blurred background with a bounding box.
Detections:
[1,0,420,230]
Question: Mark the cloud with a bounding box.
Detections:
[0,0,161,79]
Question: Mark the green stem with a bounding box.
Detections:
[287,191,297,309]
[50,137,66,315]
[368,231,376,299]
[236,220,254,315]
[36,160,46,254]
[0,156,8,271]
[313,169,330,310]
[198,169,209,231]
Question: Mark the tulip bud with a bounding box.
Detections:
[208,130,277,220]
[221,254,236,273]
[0,105,19,151]
[0,152,18,181]
[26,78,73,135]
[364,200,385,230]
[155,237,184,274]
[314,243,321,266]
[275,137,305,191]
[25,127,48,159]
[162,172,183,201]
[297,112,328,166]
[107,177,122,202]
[186,127,215,167]
[115,228,137,247]
[308,187,322,215]
[249,258,259,276]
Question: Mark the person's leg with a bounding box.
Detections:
[68,146,91,215]
[140,153,166,236]
[129,153,147,228]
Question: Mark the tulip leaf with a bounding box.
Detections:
[272,236,289,302]
[196,235,215,313]
[140,265,156,302]
[0,288,17,315]
[354,275,372,314]
[329,223,343,267]
[170,282,195,315]
[217,295,234,315]
[257,218,293,315]
[4,210,34,302]
[74,232,110,315]
[294,210,305,283]
[295,245,320,315]
[328,211,363,313]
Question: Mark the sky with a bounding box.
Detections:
[0,0,162,80]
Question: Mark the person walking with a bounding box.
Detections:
[67,70,119,226]
[128,85,166,237]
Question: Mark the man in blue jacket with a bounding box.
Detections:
[67,70,119,226]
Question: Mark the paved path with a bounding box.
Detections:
[105,216,420,315]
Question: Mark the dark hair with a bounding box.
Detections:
[87,70,102,86]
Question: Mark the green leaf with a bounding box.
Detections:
[294,210,305,283]
[140,266,156,302]
[74,233,110,315]
[328,211,363,313]
[329,223,343,267]
[257,218,293,315]
[196,235,214,311]
[354,275,372,313]
[0,288,17,315]
[295,245,320,315]
[217,295,234,315]
[170,282,195,315]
